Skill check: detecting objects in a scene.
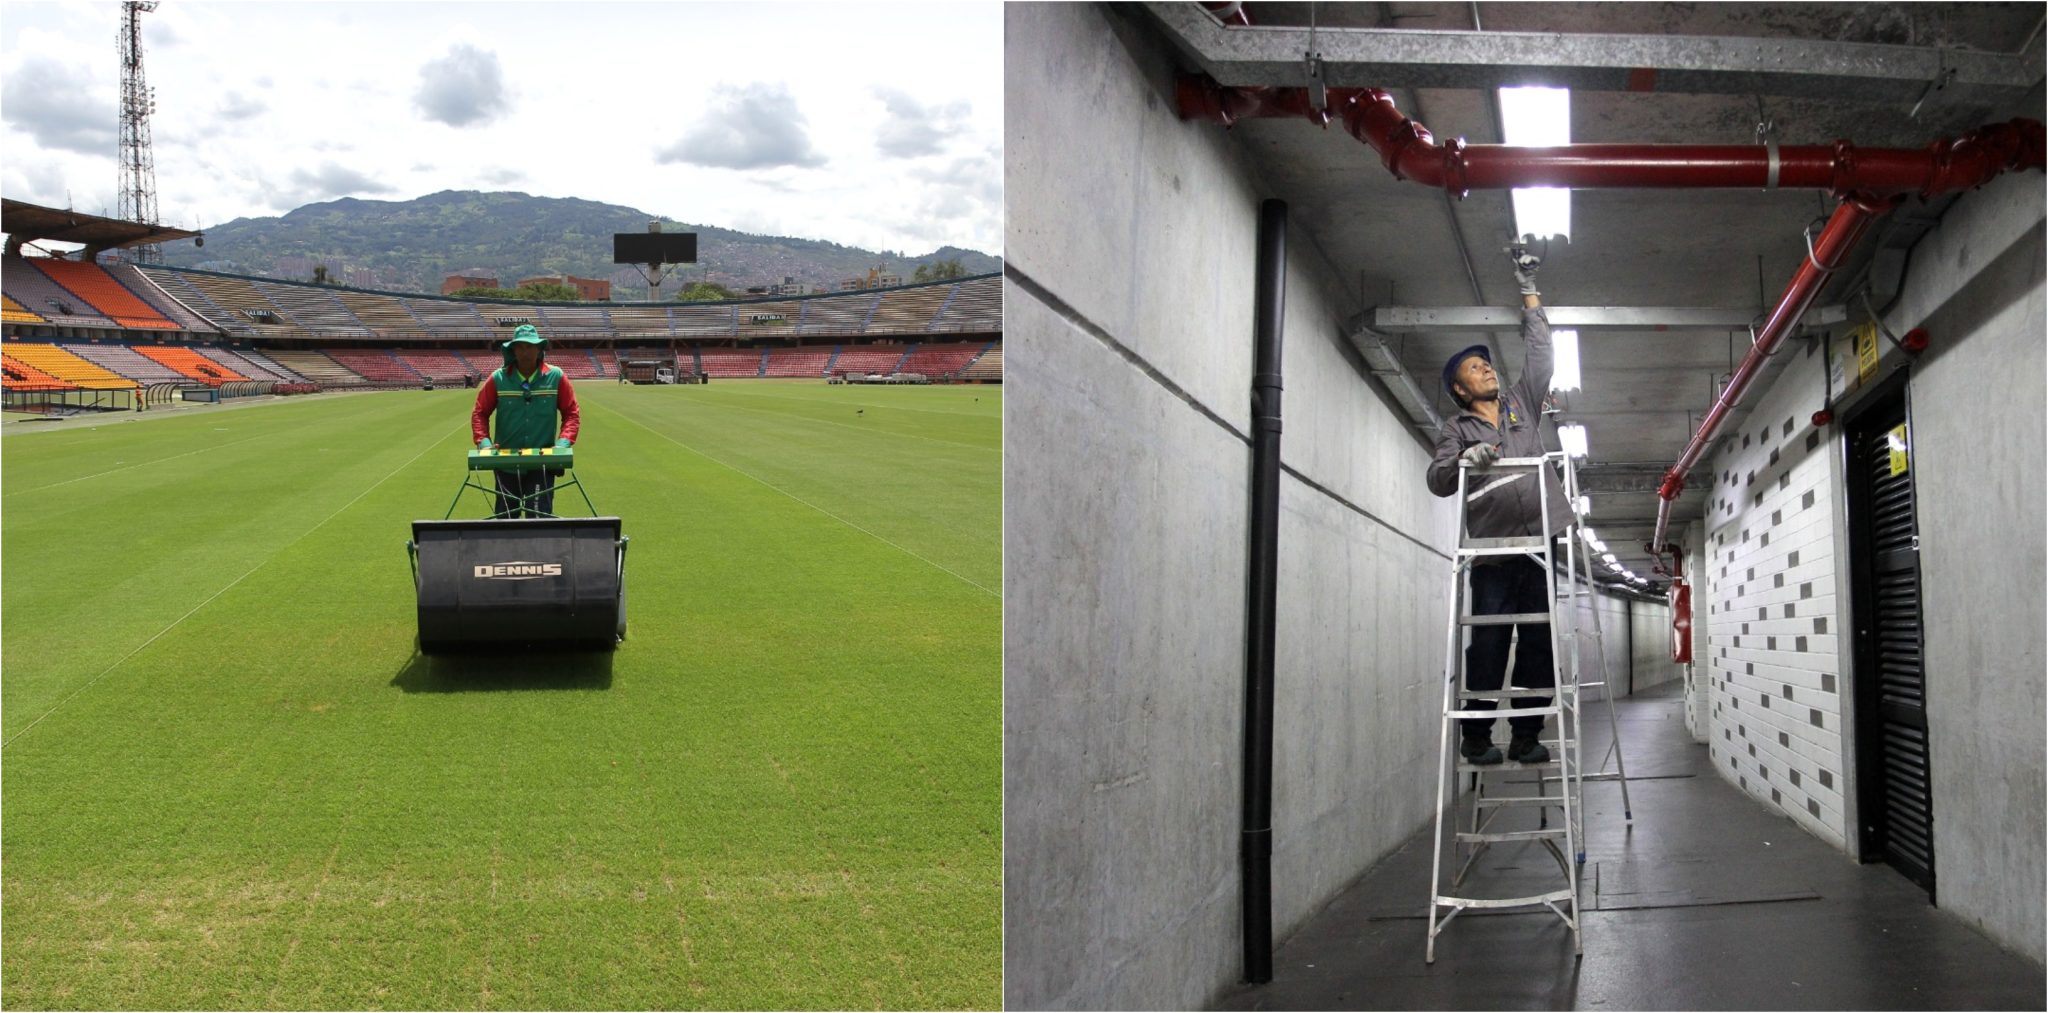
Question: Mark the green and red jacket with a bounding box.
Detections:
[470,364,580,448]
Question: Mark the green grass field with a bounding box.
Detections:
[1,380,1001,1010]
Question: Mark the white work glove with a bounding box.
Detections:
[1459,443,1500,469]
[1508,247,1541,296]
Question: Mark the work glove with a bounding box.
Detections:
[477,438,493,450]
[1459,442,1500,469]
[1508,247,1541,296]
[555,438,572,449]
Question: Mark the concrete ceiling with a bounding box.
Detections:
[1145,1,2046,592]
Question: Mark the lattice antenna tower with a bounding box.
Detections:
[117,0,162,262]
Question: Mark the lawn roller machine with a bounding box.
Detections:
[406,444,627,653]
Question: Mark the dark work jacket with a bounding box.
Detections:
[1426,306,1572,541]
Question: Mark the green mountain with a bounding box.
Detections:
[159,190,1001,298]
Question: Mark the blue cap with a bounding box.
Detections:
[1442,344,1492,396]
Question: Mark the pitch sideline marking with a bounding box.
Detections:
[2,422,462,750]
[601,402,1000,599]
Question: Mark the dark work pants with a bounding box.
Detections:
[493,468,557,518]
[1460,556,1555,741]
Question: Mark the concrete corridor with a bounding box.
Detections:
[1216,683,2045,1011]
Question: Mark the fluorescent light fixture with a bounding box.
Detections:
[1574,495,1590,516]
[1551,329,1581,392]
[1558,423,1589,459]
[1499,85,1572,241]
[1601,553,1617,564]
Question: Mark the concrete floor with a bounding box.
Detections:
[1217,682,2046,1011]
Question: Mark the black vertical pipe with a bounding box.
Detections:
[1242,198,1287,985]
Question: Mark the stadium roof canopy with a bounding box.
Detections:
[1,199,200,252]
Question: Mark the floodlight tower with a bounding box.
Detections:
[117,0,162,262]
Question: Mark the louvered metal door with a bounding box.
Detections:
[1847,385,1935,896]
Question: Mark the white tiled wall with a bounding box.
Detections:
[1701,340,1851,849]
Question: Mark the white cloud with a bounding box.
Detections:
[873,87,971,158]
[656,82,826,170]
[413,44,510,128]
[2,56,117,155]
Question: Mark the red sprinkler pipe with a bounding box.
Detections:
[1175,76,2046,200]
[1647,193,1894,555]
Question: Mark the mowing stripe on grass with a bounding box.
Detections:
[0,420,465,750]
[708,385,1001,418]
[1,432,272,498]
[687,395,1000,452]
[598,400,999,598]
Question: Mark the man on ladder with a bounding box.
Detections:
[1426,248,1573,767]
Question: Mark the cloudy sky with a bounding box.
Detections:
[1,2,1001,256]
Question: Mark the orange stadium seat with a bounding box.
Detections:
[3,343,138,389]
[137,346,251,385]
[31,259,178,329]
[2,354,75,391]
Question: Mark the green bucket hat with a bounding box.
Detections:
[503,323,546,348]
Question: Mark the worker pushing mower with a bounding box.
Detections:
[406,324,627,652]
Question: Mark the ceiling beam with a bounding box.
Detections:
[1148,3,2045,105]
[1364,304,1849,333]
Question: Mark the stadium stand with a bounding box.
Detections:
[109,263,216,331]
[899,342,986,377]
[62,342,189,383]
[698,347,765,378]
[394,350,478,382]
[460,349,502,376]
[607,305,673,338]
[537,303,612,335]
[5,343,139,388]
[167,271,301,332]
[250,280,375,336]
[264,349,361,385]
[833,343,911,375]
[673,303,738,337]
[31,260,178,329]
[135,266,247,333]
[138,345,250,385]
[333,288,426,334]
[869,285,953,333]
[4,258,119,327]
[959,343,1001,381]
[203,346,301,382]
[325,347,419,382]
[401,298,492,336]
[4,294,46,324]
[931,275,1001,333]
[551,349,602,379]
[591,347,621,376]
[737,302,800,339]
[2,354,74,391]
[797,293,878,336]
[762,345,835,378]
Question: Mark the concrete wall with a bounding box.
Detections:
[1879,173,2046,964]
[1628,599,1684,693]
[1004,5,1455,1007]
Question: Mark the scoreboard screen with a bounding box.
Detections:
[613,232,698,265]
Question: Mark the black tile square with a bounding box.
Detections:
[1819,769,1833,788]
[1768,636,1777,650]
[1821,673,1836,693]
[1809,708,1824,727]
[1803,489,1816,509]
[1796,636,1808,652]
[1772,788,1782,804]
[1782,684,1793,698]
[1801,582,1813,599]
[1761,532,1771,547]
[1788,550,1800,567]
[1784,603,1795,618]
[1815,617,1827,634]
[1808,798,1822,817]
[1773,510,1782,525]
[1783,417,1795,436]
[1806,432,1820,452]
[1775,574,1785,588]
[1789,769,1801,786]
[1779,731,1790,747]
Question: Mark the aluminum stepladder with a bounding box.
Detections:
[1556,451,1635,839]
[1425,452,1586,963]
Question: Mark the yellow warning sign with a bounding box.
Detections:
[1887,423,1910,477]
[1854,322,1881,383]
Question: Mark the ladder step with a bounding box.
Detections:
[1446,705,1558,719]
[1456,828,1569,843]
[1581,771,1629,783]
[1474,795,1568,809]
[1457,756,1565,772]
[1461,612,1552,626]
[1455,688,1577,700]
[1434,887,1576,910]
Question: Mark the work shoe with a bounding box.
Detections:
[1459,738,1503,766]
[1507,735,1550,765]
